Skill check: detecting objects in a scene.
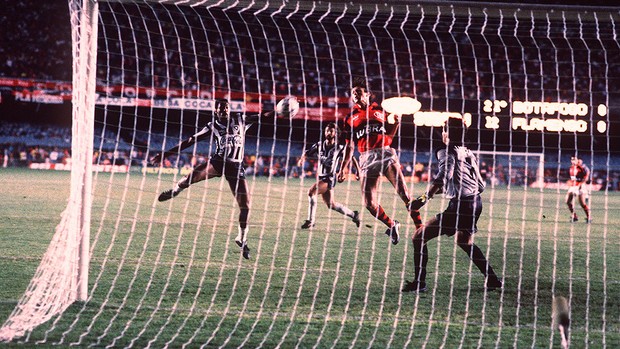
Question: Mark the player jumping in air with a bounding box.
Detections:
[339,78,423,246]
[298,122,361,229]
[566,156,591,223]
[402,117,502,293]
[151,99,273,260]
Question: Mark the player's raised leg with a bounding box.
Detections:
[566,192,578,222]
[384,162,423,228]
[228,176,251,259]
[158,162,213,202]
[362,174,399,244]
[578,193,591,223]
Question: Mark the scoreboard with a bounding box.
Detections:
[482,99,608,134]
[411,99,609,135]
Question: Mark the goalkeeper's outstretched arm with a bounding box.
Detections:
[425,183,443,200]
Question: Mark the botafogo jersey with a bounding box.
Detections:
[433,145,486,199]
[193,113,253,163]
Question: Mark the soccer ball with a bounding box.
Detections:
[275,96,300,118]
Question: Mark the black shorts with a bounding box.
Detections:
[432,195,482,236]
[319,174,336,190]
[209,155,246,180]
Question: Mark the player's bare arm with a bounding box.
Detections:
[337,141,354,182]
[583,166,591,184]
[351,156,361,181]
[150,129,210,166]
[150,137,194,165]
[297,153,306,168]
[385,111,401,127]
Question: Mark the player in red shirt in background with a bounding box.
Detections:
[338,78,423,245]
[567,156,591,223]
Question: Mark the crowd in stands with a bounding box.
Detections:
[1,2,618,191]
[2,1,617,109]
[0,1,71,81]
[0,122,71,144]
[2,122,619,191]
[92,3,615,106]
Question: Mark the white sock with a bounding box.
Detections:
[236,226,248,243]
[308,195,317,223]
[174,176,190,193]
[173,182,185,193]
[331,202,355,218]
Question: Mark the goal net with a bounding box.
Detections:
[1,0,618,347]
[473,151,545,189]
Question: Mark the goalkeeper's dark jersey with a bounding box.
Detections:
[433,145,486,199]
[303,140,346,177]
[193,113,252,164]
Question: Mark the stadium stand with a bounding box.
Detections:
[0,0,618,190]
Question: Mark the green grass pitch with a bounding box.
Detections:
[0,168,617,348]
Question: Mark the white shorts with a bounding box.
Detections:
[358,147,399,178]
[567,184,589,197]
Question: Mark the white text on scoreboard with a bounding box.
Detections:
[483,99,608,133]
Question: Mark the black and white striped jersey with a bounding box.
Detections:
[304,140,346,177]
[193,113,252,163]
[433,145,486,199]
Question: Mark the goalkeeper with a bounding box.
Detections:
[402,117,502,293]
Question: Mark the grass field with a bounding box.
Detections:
[0,167,618,348]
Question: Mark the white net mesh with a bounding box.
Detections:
[0,0,98,341]
[1,0,618,347]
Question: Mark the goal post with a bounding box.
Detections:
[0,0,98,341]
[474,150,546,189]
[73,0,99,303]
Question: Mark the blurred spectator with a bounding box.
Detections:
[413,162,425,183]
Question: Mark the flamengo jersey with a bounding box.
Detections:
[569,163,589,186]
[343,102,397,153]
[433,145,486,199]
[304,140,346,177]
[193,113,252,163]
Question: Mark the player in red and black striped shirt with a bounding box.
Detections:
[338,78,423,246]
[567,156,591,223]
